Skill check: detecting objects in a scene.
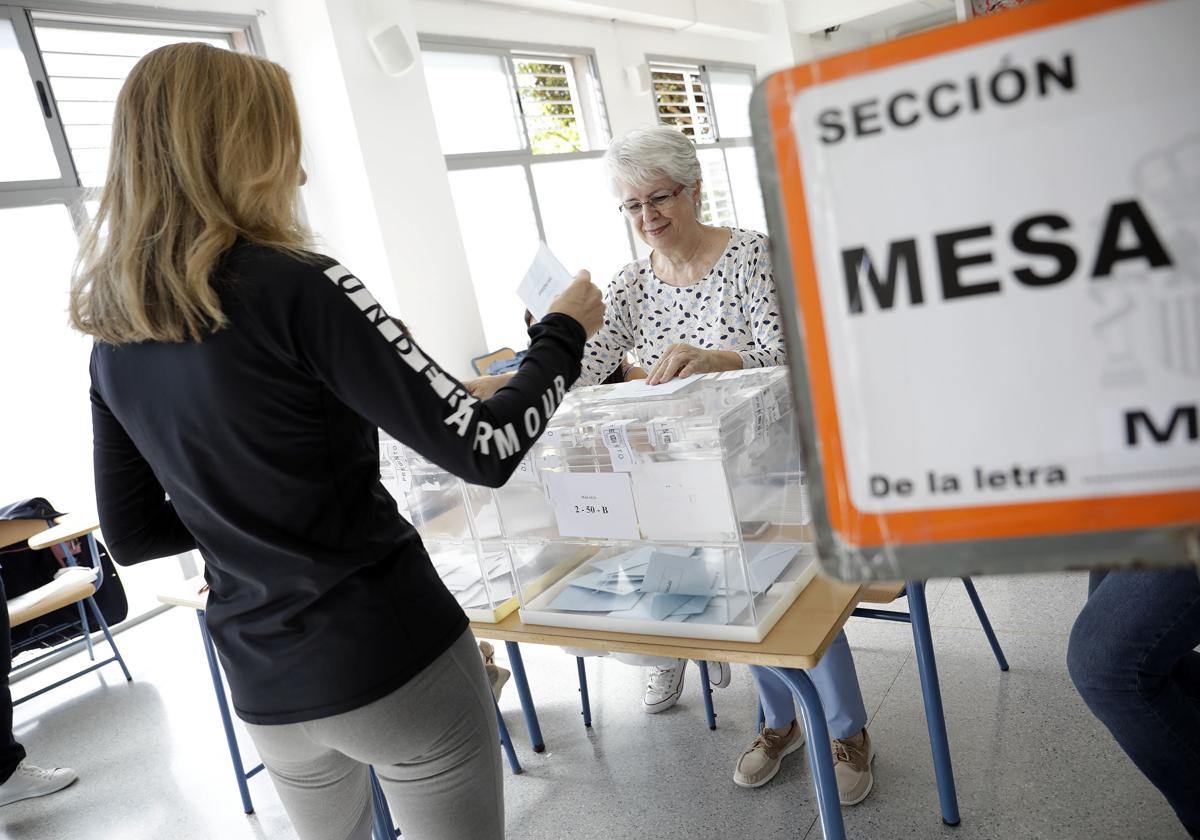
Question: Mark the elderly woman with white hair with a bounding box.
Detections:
[581,125,877,804]
[470,125,877,803]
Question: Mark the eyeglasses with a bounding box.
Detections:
[617,184,685,217]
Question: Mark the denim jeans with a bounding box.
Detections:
[751,630,868,740]
[1067,567,1200,838]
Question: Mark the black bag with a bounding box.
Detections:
[0,498,129,648]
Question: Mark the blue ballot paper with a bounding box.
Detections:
[568,569,643,596]
[589,547,656,575]
[549,586,644,613]
[746,544,801,594]
[640,550,720,597]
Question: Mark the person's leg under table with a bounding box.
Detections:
[1068,567,1200,838]
[749,631,869,737]
[0,578,26,783]
[740,632,871,798]
[764,666,847,840]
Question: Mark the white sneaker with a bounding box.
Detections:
[0,762,78,807]
[706,661,731,689]
[643,659,686,713]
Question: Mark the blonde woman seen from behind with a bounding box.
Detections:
[72,43,602,840]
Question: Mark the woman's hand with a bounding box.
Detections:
[464,373,514,400]
[646,344,741,385]
[547,271,605,339]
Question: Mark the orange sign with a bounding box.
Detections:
[759,0,1200,550]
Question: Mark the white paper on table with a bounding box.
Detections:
[547,472,641,540]
[517,242,574,320]
[630,460,737,542]
[639,550,720,597]
[597,374,703,402]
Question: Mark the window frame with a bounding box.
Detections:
[0,2,262,231]
[418,34,633,255]
[646,54,758,229]
[0,5,81,196]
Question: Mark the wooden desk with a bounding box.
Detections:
[472,575,863,840]
[471,575,862,670]
[27,513,100,551]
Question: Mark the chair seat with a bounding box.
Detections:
[8,567,98,627]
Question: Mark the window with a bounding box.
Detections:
[0,6,257,622]
[649,59,766,232]
[650,62,714,143]
[422,38,633,353]
[31,22,235,188]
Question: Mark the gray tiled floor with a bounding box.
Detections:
[2,572,1186,840]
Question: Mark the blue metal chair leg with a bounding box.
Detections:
[961,578,1009,672]
[369,767,398,839]
[576,657,592,728]
[696,660,717,730]
[197,610,255,815]
[85,596,132,681]
[74,601,95,660]
[495,700,522,775]
[764,666,846,840]
[906,582,961,827]
[503,642,544,752]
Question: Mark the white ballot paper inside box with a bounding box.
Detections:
[517,242,574,320]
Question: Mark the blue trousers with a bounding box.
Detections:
[751,630,867,740]
[1068,568,1200,839]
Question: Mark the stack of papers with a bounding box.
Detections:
[547,546,730,624]
[433,549,515,609]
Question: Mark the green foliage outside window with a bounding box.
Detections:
[515,60,583,154]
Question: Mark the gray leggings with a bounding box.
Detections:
[244,629,503,840]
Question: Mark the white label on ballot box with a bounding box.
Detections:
[547,472,640,540]
[512,453,538,484]
[601,420,638,472]
[631,461,737,542]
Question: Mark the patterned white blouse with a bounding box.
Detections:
[578,227,785,386]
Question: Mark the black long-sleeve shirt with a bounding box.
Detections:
[90,242,585,724]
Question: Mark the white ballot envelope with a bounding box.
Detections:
[518,242,574,320]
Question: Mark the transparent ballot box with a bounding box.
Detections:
[378,435,517,622]
[497,367,818,642]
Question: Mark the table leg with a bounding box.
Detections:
[503,642,545,752]
[369,767,397,839]
[961,578,1009,672]
[906,581,961,827]
[764,666,846,840]
[196,610,255,815]
[496,699,522,775]
[576,657,592,728]
[696,660,717,730]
